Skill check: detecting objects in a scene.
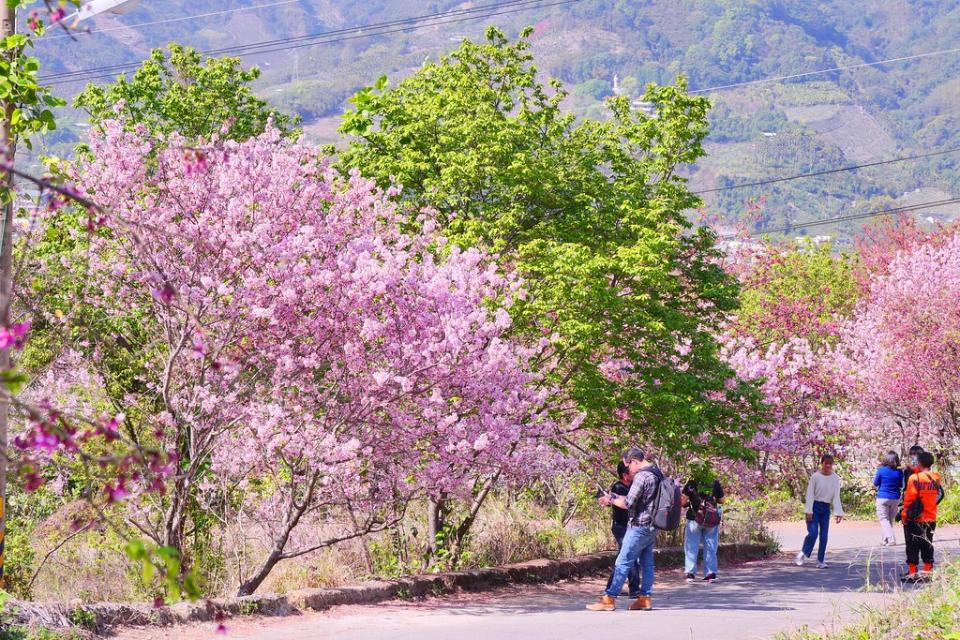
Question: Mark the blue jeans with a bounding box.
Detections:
[606,523,640,596]
[606,525,656,598]
[802,501,831,562]
[684,519,719,576]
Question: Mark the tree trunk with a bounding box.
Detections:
[449,475,498,562]
[236,545,283,597]
[0,0,16,587]
[424,496,447,569]
[163,474,190,563]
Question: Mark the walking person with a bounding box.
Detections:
[796,454,844,568]
[902,451,943,582]
[682,478,723,583]
[602,462,641,598]
[587,447,661,612]
[873,451,903,545]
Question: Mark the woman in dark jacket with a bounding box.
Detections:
[682,478,724,583]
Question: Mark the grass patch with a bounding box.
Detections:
[779,562,960,640]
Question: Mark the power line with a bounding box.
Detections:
[40,0,300,42]
[690,45,960,94]
[42,0,580,86]
[42,0,546,82]
[695,147,960,195]
[724,197,960,239]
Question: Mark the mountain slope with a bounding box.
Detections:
[34,0,960,238]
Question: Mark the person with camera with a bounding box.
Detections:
[586,447,661,612]
[602,461,642,598]
[682,478,724,583]
[901,451,943,582]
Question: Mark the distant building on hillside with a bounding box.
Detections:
[632,99,656,116]
[795,234,834,246]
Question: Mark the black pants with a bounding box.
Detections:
[904,521,936,566]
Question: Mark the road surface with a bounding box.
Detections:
[113,521,960,640]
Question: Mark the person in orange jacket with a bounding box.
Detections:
[901,451,943,582]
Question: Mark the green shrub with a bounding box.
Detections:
[936,485,960,524]
[780,562,960,639]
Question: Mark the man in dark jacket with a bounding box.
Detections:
[603,461,640,597]
[682,479,724,582]
[587,447,660,612]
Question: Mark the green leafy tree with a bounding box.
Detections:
[340,28,763,483]
[73,43,297,140]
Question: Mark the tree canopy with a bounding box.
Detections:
[340,27,763,461]
[73,43,297,140]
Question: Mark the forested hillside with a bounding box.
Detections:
[35,0,960,238]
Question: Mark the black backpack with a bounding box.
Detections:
[632,467,683,531]
[905,472,944,522]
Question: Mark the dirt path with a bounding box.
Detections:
[111,521,960,640]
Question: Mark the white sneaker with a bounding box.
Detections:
[817,562,829,569]
[795,552,806,566]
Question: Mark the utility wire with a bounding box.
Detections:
[695,147,960,195]
[690,45,960,94]
[723,197,960,239]
[42,0,580,85]
[39,0,300,42]
[43,0,537,81]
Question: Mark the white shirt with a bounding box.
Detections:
[805,471,844,516]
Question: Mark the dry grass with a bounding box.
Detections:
[24,491,777,603]
[779,562,960,640]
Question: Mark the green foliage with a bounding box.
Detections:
[1,486,63,598]
[724,489,804,522]
[340,27,764,461]
[123,539,203,603]
[65,607,95,631]
[73,43,297,141]
[936,484,960,525]
[780,561,960,640]
[0,8,66,153]
[574,78,611,101]
[0,627,81,640]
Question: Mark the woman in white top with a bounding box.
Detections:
[795,454,844,568]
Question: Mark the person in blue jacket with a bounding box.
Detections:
[873,450,904,545]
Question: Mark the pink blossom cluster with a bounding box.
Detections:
[21,120,566,554]
[840,229,960,448]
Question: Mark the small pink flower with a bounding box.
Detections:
[182,149,209,176]
[23,472,45,492]
[105,477,130,503]
[26,10,41,31]
[151,284,176,304]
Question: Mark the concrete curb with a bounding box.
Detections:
[6,542,770,634]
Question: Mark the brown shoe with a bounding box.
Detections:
[629,596,652,611]
[585,595,615,611]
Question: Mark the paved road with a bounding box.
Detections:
[115,521,960,640]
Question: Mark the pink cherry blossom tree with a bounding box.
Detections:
[25,121,564,594]
[841,229,960,460]
[721,239,858,482]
